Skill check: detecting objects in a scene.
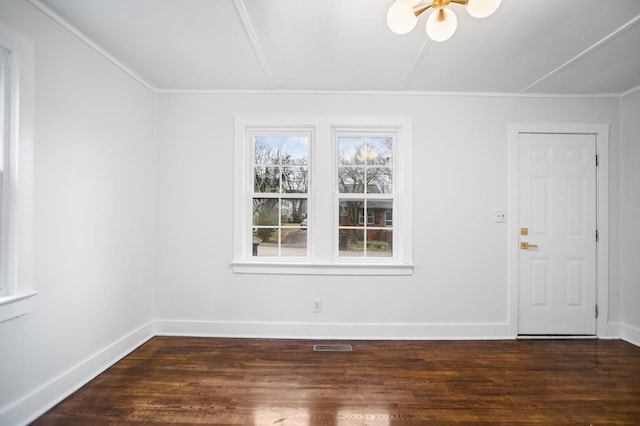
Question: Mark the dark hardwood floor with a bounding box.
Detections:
[33,337,640,425]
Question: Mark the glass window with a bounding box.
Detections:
[251,133,309,258]
[0,26,36,322]
[233,117,413,276]
[337,134,394,258]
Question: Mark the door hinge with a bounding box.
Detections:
[596,230,600,242]
[596,154,599,167]
[595,304,599,319]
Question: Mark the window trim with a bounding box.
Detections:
[0,24,36,323]
[232,116,413,276]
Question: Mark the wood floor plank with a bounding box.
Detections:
[32,337,640,425]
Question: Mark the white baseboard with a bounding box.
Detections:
[0,321,154,426]
[598,321,622,339]
[154,319,511,340]
[621,323,640,347]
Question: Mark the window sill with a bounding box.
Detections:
[0,291,37,323]
[231,261,414,276]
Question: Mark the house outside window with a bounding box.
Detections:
[233,116,413,276]
[337,133,394,258]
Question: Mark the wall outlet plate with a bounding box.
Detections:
[493,209,507,223]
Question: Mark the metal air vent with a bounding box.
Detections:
[313,344,353,352]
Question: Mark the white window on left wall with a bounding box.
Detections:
[0,24,36,323]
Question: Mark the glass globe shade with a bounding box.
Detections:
[387,1,418,35]
[466,0,502,18]
[426,8,457,42]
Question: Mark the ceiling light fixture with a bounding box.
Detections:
[387,0,501,41]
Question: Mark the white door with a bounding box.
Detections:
[518,133,597,335]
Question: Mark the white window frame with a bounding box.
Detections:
[0,24,36,323]
[334,129,396,261]
[249,129,312,259]
[232,116,413,276]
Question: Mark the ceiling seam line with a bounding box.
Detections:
[26,0,157,93]
[232,0,274,90]
[520,14,640,94]
[400,38,433,91]
[620,84,640,98]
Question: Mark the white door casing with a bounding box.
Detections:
[508,124,609,337]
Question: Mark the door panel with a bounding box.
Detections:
[518,133,596,335]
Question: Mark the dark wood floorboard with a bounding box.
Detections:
[32,337,640,425]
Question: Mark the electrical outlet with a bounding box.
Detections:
[493,208,507,223]
[313,299,322,313]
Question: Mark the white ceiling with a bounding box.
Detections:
[34,0,640,95]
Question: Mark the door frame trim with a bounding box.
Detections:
[507,123,610,337]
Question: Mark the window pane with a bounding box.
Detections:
[339,137,365,165]
[367,137,393,166]
[252,227,277,256]
[281,226,307,257]
[339,200,364,226]
[368,200,393,227]
[254,136,279,165]
[253,198,278,226]
[281,136,308,165]
[367,230,392,257]
[281,166,308,193]
[280,198,307,226]
[366,167,392,194]
[338,166,365,193]
[338,229,364,257]
[254,167,280,193]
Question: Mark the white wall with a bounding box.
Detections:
[154,93,622,339]
[620,90,640,345]
[0,1,156,424]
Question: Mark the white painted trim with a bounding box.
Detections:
[231,261,414,275]
[0,321,154,426]
[27,0,156,93]
[231,0,274,89]
[155,88,624,98]
[0,23,36,322]
[621,323,640,347]
[520,14,640,94]
[621,84,640,98]
[155,319,511,341]
[400,37,433,91]
[0,290,37,323]
[507,123,610,338]
[599,321,622,339]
